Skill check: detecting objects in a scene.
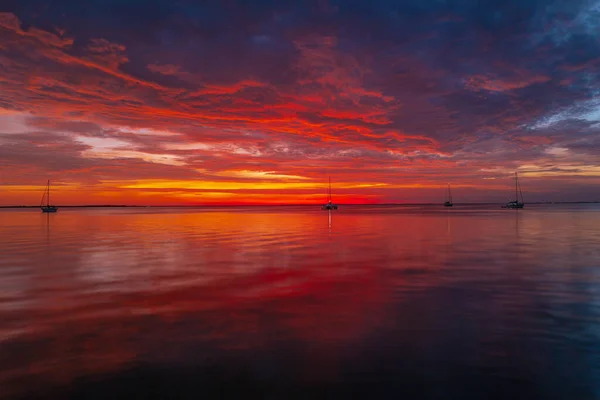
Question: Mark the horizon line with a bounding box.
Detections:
[2,201,599,208]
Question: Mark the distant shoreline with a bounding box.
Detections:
[1,202,598,209]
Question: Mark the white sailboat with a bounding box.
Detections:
[321,177,338,210]
[503,172,524,209]
[40,180,58,213]
[444,184,453,207]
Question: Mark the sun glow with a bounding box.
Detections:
[110,179,389,191]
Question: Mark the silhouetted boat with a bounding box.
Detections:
[502,172,524,209]
[444,184,453,207]
[322,177,338,210]
[40,180,58,213]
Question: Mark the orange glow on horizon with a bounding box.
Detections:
[0,180,489,206]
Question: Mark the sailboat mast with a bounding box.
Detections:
[47,180,50,207]
[448,184,452,203]
[328,176,332,202]
[518,175,524,204]
[515,172,518,202]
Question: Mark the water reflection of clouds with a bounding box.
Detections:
[72,212,328,292]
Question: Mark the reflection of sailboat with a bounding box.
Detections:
[443,211,452,260]
[321,176,338,210]
[444,184,453,207]
[40,180,58,213]
[44,212,51,245]
[515,207,520,237]
[502,172,524,209]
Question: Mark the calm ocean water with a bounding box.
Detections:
[1,204,600,399]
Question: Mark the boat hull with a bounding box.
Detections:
[444,202,453,207]
[41,207,58,213]
[322,204,338,210]
[502,202,524,209]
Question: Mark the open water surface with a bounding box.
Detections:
[1,204,600,399]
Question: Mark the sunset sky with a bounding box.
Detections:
[1,0,599,205]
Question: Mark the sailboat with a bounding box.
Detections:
[321,176,338,210]
[502,172,524,209]
[40,180,58,213]
[444,184,453,207]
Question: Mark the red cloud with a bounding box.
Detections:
[0,12,73,48]
[1,12,597,205]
